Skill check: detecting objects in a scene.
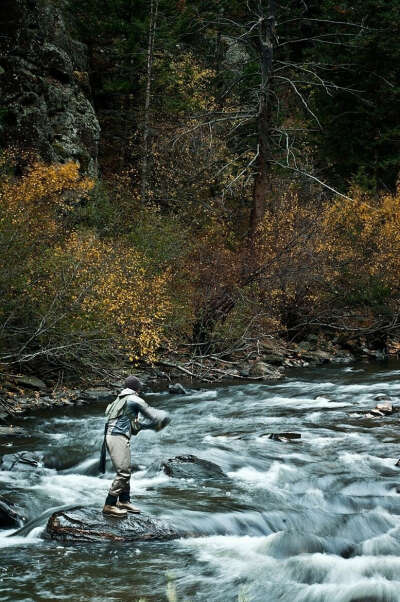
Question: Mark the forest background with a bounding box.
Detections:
[0,0,399,382]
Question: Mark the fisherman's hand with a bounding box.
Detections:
[131,419,142,436]
[155,414,171,432]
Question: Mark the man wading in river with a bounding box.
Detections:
[100,375,170,517]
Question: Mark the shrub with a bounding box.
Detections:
[0,154,171,372]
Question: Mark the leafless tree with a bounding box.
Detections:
[189,1,369,345]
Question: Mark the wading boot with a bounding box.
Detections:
[102,504,128,518]
[117,501,141,514]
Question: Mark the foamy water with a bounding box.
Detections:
[1,360,400,601]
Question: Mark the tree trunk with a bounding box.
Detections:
[141,0,158,204]
[192,3,277,347]
[249,2,276,239]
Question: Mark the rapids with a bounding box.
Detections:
[2,361,400,601]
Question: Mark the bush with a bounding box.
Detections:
[0,154,171,373]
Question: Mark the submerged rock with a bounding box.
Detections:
[0,496,25,528]
[147,454,225,480]
[0,426,29,438]
[168,383,188,395]
[374,394,392,402]
[268,433,301,442]
[46,507,179,543]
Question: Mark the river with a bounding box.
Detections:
[2,361,400,601]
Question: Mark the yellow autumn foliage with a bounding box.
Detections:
[0,156,171,365]
[321,187,400,303]
[0,158,93,240]
[221,186,400,339]
[1,151,399,368]
[253,187,400,333]
[50,232,170,360]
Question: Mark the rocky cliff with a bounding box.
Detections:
[0,0,100,175]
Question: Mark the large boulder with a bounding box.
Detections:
[147,454,226,480]
[1,451,44,471]
[46,507,179,543]
[0,0,100,175]
[13,375,47,391]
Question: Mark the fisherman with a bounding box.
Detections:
[100,375,170,517]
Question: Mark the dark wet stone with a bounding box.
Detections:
[374,394,392,402]
[45,507,179,543]
[262,353,285,366]
[0,496,25,528]
[76,399,89,406]
[298,349,333,364]
[1,451,44,471]
[147,455,226,480]
[168,383,188,395]
[268,433,301,442]
[248,362,282,379]
[13,375,47,391]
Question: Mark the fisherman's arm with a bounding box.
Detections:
[126,397,170,432]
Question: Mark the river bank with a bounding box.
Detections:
[0,332,397,422]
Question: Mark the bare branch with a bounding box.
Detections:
[270,160,353,200]
[275,75,322,128]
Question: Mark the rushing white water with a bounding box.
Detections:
[1,361,400,601]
